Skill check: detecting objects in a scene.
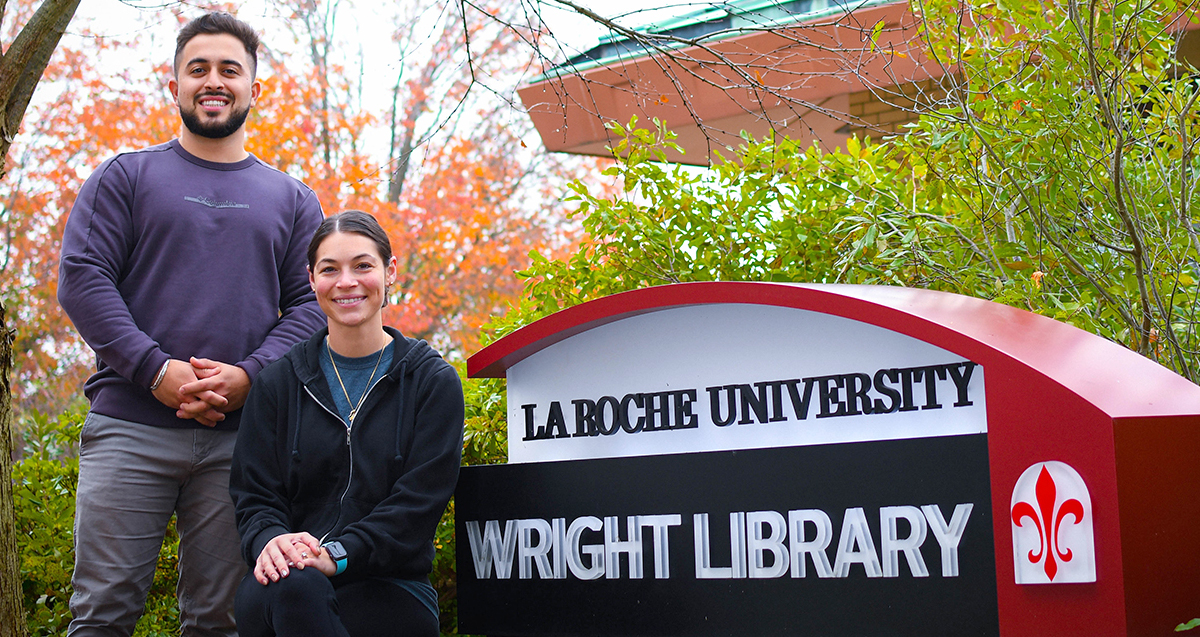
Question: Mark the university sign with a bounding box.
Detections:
[458,282,1200,636]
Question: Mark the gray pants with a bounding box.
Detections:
[69,412,245,637]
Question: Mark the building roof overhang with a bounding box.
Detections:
[523,2,1200,164]
[520,0,935,164]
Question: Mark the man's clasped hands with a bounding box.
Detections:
[151,357,252,427]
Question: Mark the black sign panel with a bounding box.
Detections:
[456,435,997,636]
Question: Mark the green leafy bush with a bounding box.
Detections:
[495,0,1200,385]
[15,409,80,635]
[13,408,182,636]
[432,367,508,634]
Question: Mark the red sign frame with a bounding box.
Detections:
[468,282,1200,636]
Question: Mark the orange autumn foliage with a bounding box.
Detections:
[381,133,572,356]
[3,15,587,415]
[2,36,177,415]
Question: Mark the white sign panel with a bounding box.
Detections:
[507,303,986,463]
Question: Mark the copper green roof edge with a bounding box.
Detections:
[528,0,901,85]
[594,0,855,45]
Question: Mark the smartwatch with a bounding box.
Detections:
[323,541,348,575]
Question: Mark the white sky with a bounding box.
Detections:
[60,1,699,160]
[67,1,699,70]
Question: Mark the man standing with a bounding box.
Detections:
[57,12,325,636]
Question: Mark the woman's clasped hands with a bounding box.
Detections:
[254,532,337,584]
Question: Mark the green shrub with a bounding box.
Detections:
[432,368,508,634]
[15,409,80,635]
[13,408,181,636]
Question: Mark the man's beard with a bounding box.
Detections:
[179,98,251,140]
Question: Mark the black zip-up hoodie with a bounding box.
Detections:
[230,326,464,582]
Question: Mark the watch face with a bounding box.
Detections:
[324,541,347,560]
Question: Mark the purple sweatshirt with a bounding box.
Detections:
[58,140,327,430]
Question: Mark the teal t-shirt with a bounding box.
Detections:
[319,339,394,427]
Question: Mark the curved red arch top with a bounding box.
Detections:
[467,281,1200,419]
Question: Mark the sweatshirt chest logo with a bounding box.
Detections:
[184,195,250,209]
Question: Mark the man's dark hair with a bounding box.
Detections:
[307,211,394,271]
[174,12,260,78]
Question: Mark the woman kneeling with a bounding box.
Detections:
[230,210,464,637]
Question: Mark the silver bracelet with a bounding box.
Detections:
[149,361,170,391]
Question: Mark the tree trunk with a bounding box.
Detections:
[0,301,24,637]
[0,0,83,180]
[0,2,84,634]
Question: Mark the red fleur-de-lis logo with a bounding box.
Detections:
[1009,461,1095,584]
[1010,467,1084,580]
